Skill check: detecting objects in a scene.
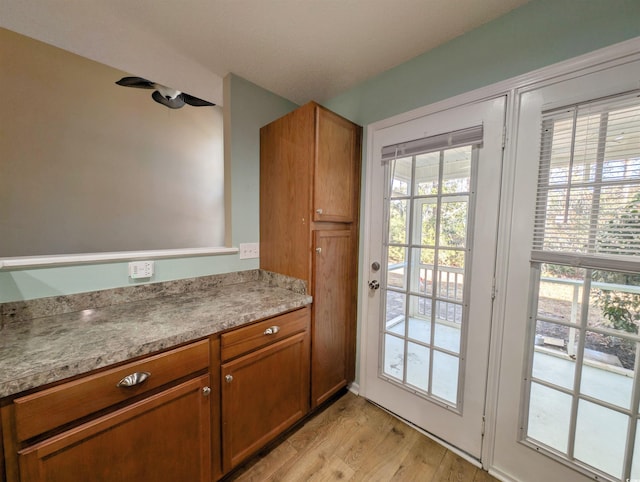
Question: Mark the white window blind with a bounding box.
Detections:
[381,125,483,162]
[532,91,640,272]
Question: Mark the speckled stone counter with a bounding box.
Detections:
[0,270,312,398]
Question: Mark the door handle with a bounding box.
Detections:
[368,280,380,290]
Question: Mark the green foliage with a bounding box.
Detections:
[593,289,640,334]
[592,192,640,333]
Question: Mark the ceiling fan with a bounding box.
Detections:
[115,76,215,109]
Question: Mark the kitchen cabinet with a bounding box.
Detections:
[1,341,213,482]
[220,307,310,472]
[312,229,355,405]
[260,102,361,407]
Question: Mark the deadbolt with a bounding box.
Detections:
[371,261,380,271]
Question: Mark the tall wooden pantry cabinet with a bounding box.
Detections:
[260,102,361,407]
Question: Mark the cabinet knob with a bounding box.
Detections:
[315,247,322,254]
[202,386,212,396]
[316,208,323,215]
[264,326,280,335]
[225,374,233,383]
[116,371,150,388]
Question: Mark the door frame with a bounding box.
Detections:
[357,36,640,477]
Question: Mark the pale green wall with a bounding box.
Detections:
[325,0,640,125]
[0,74,297,302]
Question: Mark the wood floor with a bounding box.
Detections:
[225,392,499,481]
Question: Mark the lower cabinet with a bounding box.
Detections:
[18,375,211,482]
[1,340,213,482]
[220,307,310,472]
[312,229,355,406]
[0,308,312,482]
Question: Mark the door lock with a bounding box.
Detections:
[368,280,380,290]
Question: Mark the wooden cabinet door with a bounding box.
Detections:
[313,107,361,223]
[221,332,310,472]
[311,229,355,406]
[18,375,212,482]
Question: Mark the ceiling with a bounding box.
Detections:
[2,0,531,106]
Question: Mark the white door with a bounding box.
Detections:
[362,97,506,459]
[491,57,640,482]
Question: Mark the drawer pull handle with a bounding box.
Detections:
[116,371,151,388]
[264,326,280,335]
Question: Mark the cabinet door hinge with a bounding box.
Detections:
[491,277,497,301]
[481,415,486,437]
[501,125,507,149]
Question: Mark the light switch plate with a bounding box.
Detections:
[239,243,259,259]
[129,260,154,279]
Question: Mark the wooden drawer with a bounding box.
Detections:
[13,340,209,442]
[221,308,310,361]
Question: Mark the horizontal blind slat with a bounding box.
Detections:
[533,91,640,268]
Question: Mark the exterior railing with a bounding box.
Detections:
[539,276,640,358]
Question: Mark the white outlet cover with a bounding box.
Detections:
[128,260,154,279]
[239,243,259,259]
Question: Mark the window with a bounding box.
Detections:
[523,92,640,480]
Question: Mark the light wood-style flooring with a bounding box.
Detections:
[225,392,499,481]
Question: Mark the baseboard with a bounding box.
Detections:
[348,382,360,395]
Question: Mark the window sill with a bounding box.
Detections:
[0,247,240,269]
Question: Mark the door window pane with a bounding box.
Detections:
[538,266,584,325]
[385,290,405,326]
[432,351,458,404]
[443,146,471,193]
[439,198,468,247]
[416,199,437,246]
[580,332,634,410]
[389,200,408,244]
[387,246,407,290]
[437,250,465,301]
[411,247,435,295]
[407,295,432,345]
[435,300,463,325]
[574,400,628,479]
[532,320,578,390]
[434,322,461,354]
[406,342,430,392]
[527,382,572,453]
[415,152,440,195]
[390,157,412,197]
[383,334,405,381]
[589,269,640,337]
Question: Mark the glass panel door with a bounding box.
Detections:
[363,97,506,459]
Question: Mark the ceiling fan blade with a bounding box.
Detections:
[152,90,185,109]
[180,93,215,107]
[115,76,155,89]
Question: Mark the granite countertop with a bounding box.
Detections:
[0,270,312,398]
